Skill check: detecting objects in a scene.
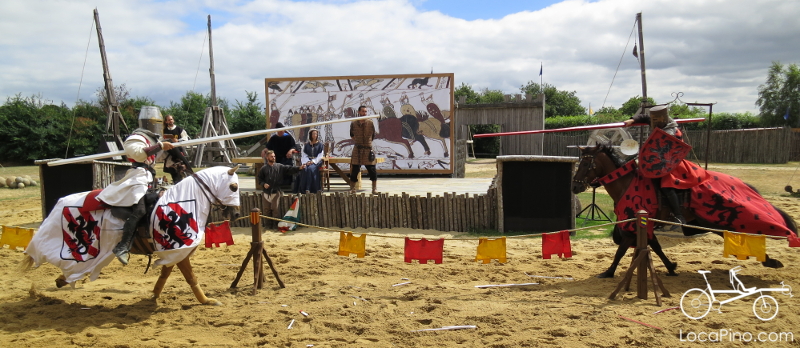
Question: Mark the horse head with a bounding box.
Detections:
[572,144,616,194]
[192,166,241,221]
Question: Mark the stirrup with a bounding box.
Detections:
[115,249,130,266]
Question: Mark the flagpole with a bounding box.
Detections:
[636,12,648,104]
[539,62,543,90]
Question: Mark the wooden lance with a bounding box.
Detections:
[47,114,380,166]
[472,118,705,138]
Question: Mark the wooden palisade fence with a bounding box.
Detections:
[542,127,792,164]
[210,188,499,232]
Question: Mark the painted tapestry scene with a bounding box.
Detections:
[265,74,454,173]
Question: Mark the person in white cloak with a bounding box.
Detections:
[97,128,174,265]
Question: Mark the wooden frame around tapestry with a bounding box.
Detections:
[264,73,455,174]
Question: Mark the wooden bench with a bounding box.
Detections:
[323,157,385,191]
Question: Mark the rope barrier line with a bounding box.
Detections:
[209,213,794,241]
[208,215,637,241]
[648,218,791,240]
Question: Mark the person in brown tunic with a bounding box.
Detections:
[349,106,378,194]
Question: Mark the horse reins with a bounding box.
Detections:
[191,173,225,209]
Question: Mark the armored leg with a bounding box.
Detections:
[113,196,147,265]
[661,187,686,224]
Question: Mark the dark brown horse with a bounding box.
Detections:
[572,144,795,278]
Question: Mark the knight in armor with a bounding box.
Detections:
[97,124,174,265]
[162,114,194,183]
[624,104,687,224]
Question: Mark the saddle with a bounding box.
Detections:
[129,191,160,256]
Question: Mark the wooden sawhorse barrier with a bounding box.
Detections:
[609,210,670,305]
[231,208,285,294]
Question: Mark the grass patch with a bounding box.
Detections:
[465,190,618,240]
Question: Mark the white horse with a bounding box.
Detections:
[22,166,241,305]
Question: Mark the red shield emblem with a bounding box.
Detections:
[60,206,103,262]
[152,200,199,251]
[638,127,691,178]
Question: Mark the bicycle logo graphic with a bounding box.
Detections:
[680,266,793,321]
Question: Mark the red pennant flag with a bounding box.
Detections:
[404,238,444,264]
[789,233,800,247]
[542,230,572,259]
[205,221,234,248]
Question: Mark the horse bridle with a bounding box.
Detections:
[192,173,226,210]
[573,153,599,187]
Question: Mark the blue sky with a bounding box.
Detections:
[1,0,798,114]
[417,0,566,19]
[189,1,566,31]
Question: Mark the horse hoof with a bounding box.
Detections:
[762,259,784,268]
[204,299,223,306]
[596,272,614,279]
[666,262,678,276]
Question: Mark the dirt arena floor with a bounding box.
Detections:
[2,161,800,347]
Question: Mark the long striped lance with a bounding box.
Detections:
[472,118,705,138]
[47,114,380,166]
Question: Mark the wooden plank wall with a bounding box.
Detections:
[452,94,545,177]
[541,127,792,164]
[210,187,498,232]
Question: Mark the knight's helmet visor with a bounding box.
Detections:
[649,105,669,126]
[138,106,164,137]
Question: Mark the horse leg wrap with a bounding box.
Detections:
[176,258,218,305]
[152,265,174,298]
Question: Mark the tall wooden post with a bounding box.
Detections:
[193,15,238,167]
[231,208,285,294]
[207,15,217,108]
[636,12,648,103]
[608,210,670,305]
[94,8,126,147]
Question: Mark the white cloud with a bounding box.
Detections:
[1,0,798,113]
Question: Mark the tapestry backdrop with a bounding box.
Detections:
[264,73,454,174]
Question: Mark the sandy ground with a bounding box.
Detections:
[2,163,800,347]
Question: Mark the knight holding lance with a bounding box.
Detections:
[97,119,174,265]
[624,104,699,225]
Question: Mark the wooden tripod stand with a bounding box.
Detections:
[231,208,285,295]
[609,210,670,305]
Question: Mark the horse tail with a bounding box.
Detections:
[775,206,798,233]
[747,182,797,233]
[18,255,34,273]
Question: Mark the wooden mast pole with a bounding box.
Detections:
[207,15,217,108]
[94,8,126,147]
[636,12,648,104]
[194,14,237,166]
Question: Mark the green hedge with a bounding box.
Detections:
[546,112,764,131]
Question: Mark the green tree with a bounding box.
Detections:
[454,83,480,104]
[229,91,266,146]
[520,82,586,117]
[161,91,230,139]
[0,94,74,161]
[619,96,657,116]
[477,88,505,104]
[756,61,800,127]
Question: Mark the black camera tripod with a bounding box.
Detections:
[577,185,612,227]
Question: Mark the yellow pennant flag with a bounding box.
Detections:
[475,237,507,264]
[337,232,366,258]
[723,231,766,262]
[0,226,35,250]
